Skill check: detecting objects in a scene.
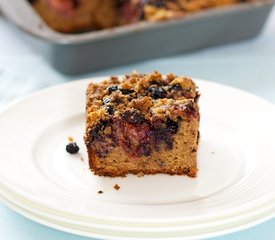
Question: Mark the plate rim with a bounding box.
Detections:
[2,188,275,240]
[1,76,275,225]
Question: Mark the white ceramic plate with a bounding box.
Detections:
[1,77,275,239]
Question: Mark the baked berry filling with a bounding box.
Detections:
[46,0,81,14]
[117,0,168,23]
[118,0,145,23]
[87,110,189,158]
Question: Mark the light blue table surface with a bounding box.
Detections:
[0,7,275,240]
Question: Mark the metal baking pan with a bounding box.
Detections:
[0,0,274,75]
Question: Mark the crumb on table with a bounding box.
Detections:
[68,136,74,142]
[114,184,120,191]
[98,190,103,194]
[137,172,144,177]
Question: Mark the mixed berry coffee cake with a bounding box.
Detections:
[30,0,250,33]
[84,71,200,177]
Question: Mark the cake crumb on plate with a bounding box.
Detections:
[114,184,120,191]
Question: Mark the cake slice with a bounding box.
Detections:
[84,71,200,177]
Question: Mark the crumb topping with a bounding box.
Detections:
[85,71,199,158]
[86,71,198,129]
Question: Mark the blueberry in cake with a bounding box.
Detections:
[84,71,200,177]
[66,142,79,154]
